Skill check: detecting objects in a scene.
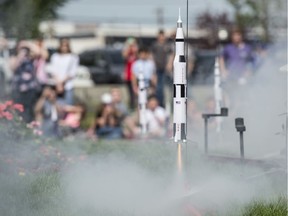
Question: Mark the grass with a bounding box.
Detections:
[241,196,287,216]
[0,133,286,216]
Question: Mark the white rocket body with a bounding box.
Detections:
[214,58,223,132]
[138,72,147,134]
[173,10,187,143]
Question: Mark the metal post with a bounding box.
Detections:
[204,117,208,154]
[202,107,228,155]
[240,131,244,159]
[235,117,245,160]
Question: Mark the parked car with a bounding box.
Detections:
[79,47,125,84]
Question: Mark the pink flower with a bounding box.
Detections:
[0,104,7,112]
[31,121,40,127]
[13,104,24,112]
[5,100,13,107]
[2,111,13,120]
[36,130,43,136]
[27,123,33,129]
[27,121,41,130]
[79,155,87,161]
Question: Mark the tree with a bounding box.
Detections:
[0,0,70,39]
[196,10,233,47]
[196,10,233,30]
[226,0,286,42]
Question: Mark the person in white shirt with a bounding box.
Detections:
[123,95,168,139]
[131,46,157,96]
[145,95,167,137]
[49,38,79,105]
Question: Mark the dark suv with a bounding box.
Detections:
[79,47,125,84]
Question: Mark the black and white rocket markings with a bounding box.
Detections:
[138,72,147,134]
[173,9,187,143]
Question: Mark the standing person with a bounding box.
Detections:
[219,28,256,113]
[219,28,255,86]
[122,37,138,110]
[34,37,49,91]
[131,47,156,97]
[9,41,39,123]
[49,38,79,105]
[151,29,172,107]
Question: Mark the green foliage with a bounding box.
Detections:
[226,0,286,41]
[0,135,286,215]
[242,196,288,216]
[0,116,286,215]
[0,0,70,39]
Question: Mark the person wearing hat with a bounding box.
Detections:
[88,93,122,139]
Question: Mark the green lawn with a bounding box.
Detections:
[0,125,287,216]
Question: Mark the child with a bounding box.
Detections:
[59,102,86,136]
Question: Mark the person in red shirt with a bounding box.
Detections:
[122,37,138,110]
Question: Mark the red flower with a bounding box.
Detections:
[2,111,13,120]
[5,100,13,107]
[30,121,40,127]
[13,104,24,112]
[0,104,7,112]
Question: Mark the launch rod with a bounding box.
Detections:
[186,0,189,139]
[204,118,208,154]
[239,131,244,159]
[202,107,228,154]
[186,0,189,61]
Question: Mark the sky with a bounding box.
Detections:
[58,0,234,26]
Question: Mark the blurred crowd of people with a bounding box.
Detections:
[1,37,84,138]
[0,26,265,140]
[0,32,173,140]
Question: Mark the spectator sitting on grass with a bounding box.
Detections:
[34,86,60,137]
[110,87,128,120]
[59,101,86,136]
[123,95,168,139]
[88,93,122,140]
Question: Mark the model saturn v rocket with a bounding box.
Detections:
[138,72,147,134]
[214,58,223,132]
[173,9,187,143]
